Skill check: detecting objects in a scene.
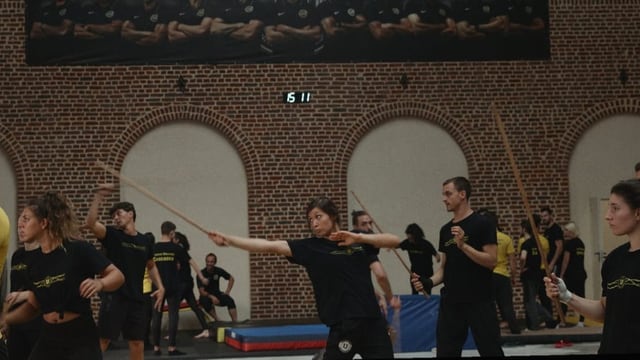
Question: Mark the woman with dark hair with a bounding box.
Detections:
[546,179,640,354]
[3,191,124,360]
[398,223,440,294]
[173,231,211,339]
[207,196,400,359]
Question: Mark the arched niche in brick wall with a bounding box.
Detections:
[566,100,640,301]
[340,102,469,296]
[0,124,30,282]
[119,120,251,328]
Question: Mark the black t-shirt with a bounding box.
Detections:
[317,0,367,23]
[519,237,542,281]
[208,0,272,23]
[266,0,322,28]
[198,266,232,295]
[544,222,563,263]
[507,0,547,26]
[28,240,111,315]
[438,211,497,303]
[599,243,640,354]
[399,238,438,277]
[153,241,190,295]
[10,247,35,292]
[286,237,381,326]
[563,237,586,280]
[404,0,452,25]
[101,226,154,302]
[70,0,123,25]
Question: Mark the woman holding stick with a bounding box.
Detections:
[545,179,640,354]
[208,196,400,359]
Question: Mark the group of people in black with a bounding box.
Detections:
[26,0,549,64]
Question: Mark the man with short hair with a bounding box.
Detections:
[540,206,563,320]
[86,184,165,360]
[351,210,401,314]
[412,176,503,357]
[198,253,238,322]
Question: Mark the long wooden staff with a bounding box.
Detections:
[95,160,209,234]
[491,104,565,324]
[350,190,430,298]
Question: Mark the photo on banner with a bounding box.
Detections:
[25,0,550,65]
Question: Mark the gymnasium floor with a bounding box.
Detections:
[102,323,603,359]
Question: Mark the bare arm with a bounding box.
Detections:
[329,231,401,248]
[370,261,393,302]
[4,291,40,325]
[79,263,124,298]
[208,231,292,257]
[224,275,234,294]
[147,260,165,311]
[85,184,111,241]
[549,239,564,270]
[460,243,497,270]
[189,258,208,284]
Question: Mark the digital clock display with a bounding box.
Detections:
[283,91,312,103]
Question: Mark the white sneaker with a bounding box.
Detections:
[576,322,585,328]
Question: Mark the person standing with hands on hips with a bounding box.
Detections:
[412,176,503,357]
[545,179,640,354]
[207,196,400,359]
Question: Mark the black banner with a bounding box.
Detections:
[25,0,550,65]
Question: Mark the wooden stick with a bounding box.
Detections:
[95,160,209,234]
[350,190,430,298]
[491,104,566,324]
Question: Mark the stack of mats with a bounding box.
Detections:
[224,324,329,351]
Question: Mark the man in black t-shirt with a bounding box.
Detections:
[412,176,503,357]
[197,252,238,322]
[86,183,165,360]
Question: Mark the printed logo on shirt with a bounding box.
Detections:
[444,236,468,248]
[11,263,28,271]
[154,252,176,263]
[122,241,148,252]
[34,274,65,288]
[330,245,365,256]
[607,276,640,290]
[338,339,352,353]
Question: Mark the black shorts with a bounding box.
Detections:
[199,293,236,311]
[98,292,148,341]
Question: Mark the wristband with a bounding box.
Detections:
[556,277,573,303]
[419,276,434,293]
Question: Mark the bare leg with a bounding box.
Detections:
[129,340,144,360]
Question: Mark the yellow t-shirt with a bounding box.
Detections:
[517,234,549,270]
[0,207,11,272]
[493,231,514,278]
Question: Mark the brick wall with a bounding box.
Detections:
[1,1,639,320]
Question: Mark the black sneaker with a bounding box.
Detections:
[546,320,559,329]
[169,349,187,356]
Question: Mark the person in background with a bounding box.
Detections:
[197,253,238,322]
[519,215,555,330]
[173,231,211,339]
[477,208,520,334]
[351,210,401,314]
[545,179,640,354]
[398,223,440,295]
[558,222,587,328]
[0,207,13,360]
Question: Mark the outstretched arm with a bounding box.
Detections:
[329,231,400,248]
[208,231,292,257]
